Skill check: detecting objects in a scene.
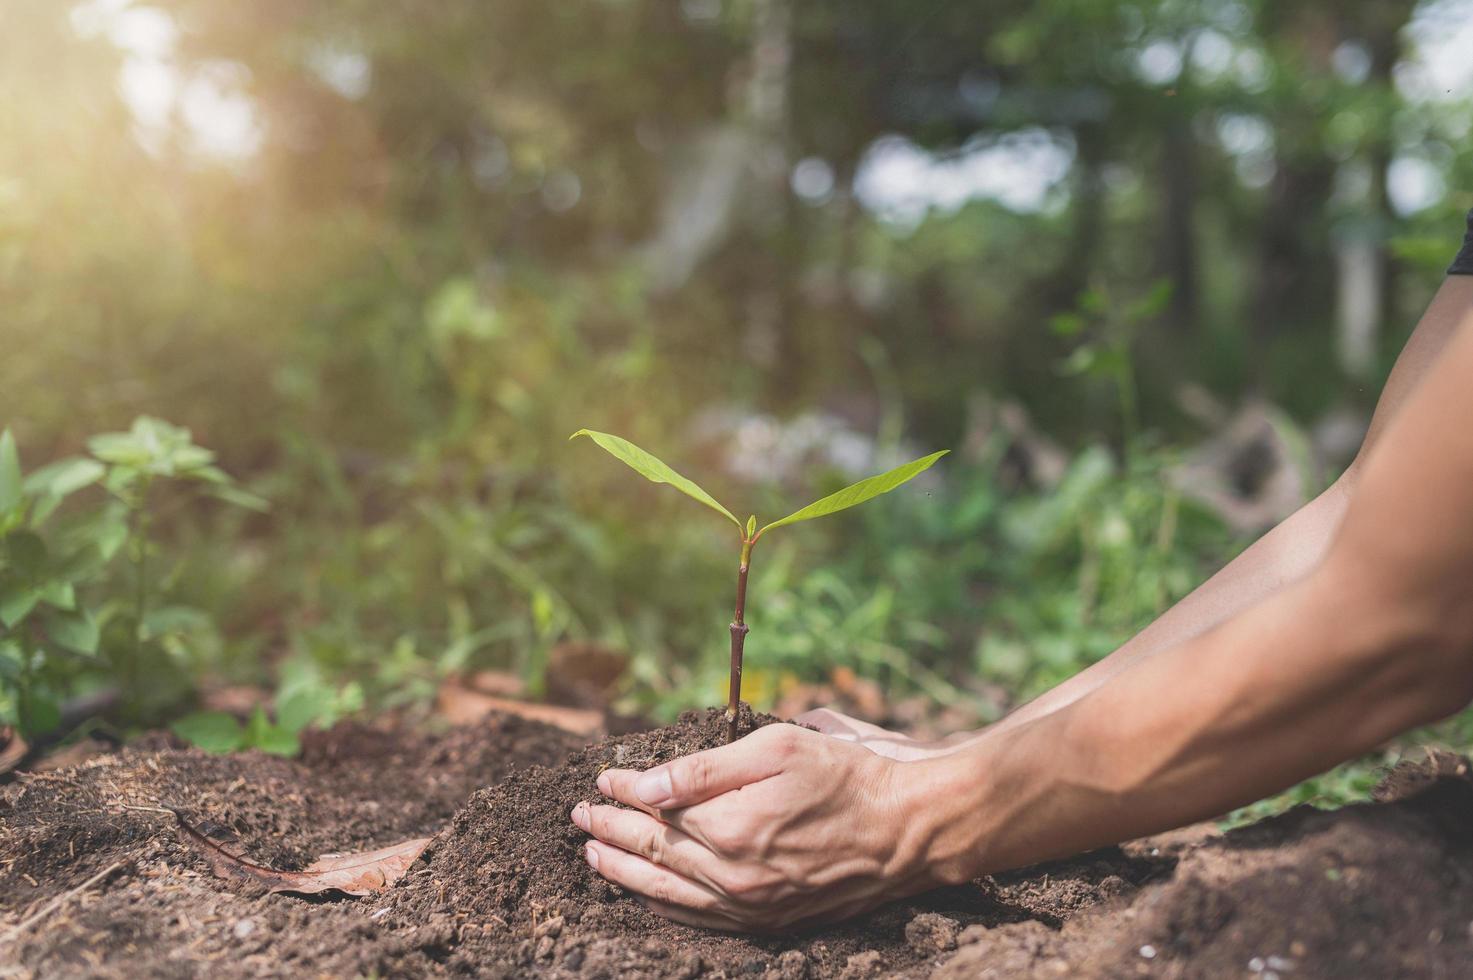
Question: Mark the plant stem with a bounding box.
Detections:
[129,480,152,694]
[725,538,753,743]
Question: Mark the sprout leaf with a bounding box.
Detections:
[758,450,948,537]
[571,429,741,530]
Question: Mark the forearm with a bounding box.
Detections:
[908,309,1473,879]
[913,560,1469,879]
[990,276,1473,737]
[993,478,1353,732]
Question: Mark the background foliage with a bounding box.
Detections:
[3,0,1472,807]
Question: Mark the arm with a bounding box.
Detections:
[994,276,1473,733]
[913,302,1473,878]
[805,276,1473,758]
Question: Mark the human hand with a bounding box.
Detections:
[570,723,967,931]
[795,707,978,761]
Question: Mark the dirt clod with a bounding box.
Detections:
[906,912,960,955]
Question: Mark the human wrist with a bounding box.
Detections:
[885,741,1004,886]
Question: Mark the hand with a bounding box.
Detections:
[796,707,978,761]
[570,723,959,931]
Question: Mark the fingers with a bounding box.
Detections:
[636,895,749,932]
[595,768,660,817]
[794,708,930,759]
[571,801,717,885]
[604,725,802,809]
[581,839,724,912]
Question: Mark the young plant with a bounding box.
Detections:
[571,429,947,741]
[0,418,265,741]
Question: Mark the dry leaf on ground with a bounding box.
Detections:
[435,680,603,734]
[170,808,430,896]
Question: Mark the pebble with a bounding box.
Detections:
[232,919,256,940]
[905,913,960,955]
[534,915,564,939]
[1139,944,1156,960]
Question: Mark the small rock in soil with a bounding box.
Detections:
[904,912,960,954]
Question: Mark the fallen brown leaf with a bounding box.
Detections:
[436,681,603,735]
[463,670,525,697]
[169,809,430,896]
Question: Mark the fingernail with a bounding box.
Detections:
[596,771,612,796]
[570,801,590,831]
[635,769,673,806]
[584,842,600,871]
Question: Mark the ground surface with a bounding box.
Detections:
[3,711,1473,978]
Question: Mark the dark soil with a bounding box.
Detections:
[5,711,1473,979]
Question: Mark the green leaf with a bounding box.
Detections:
[46,608,99,655]
[1059,345,1098,376]
[19,688,60,738]
[0,584,41,628]
[338,681,365,713]
[4,531,47,576]
[275,683,337,735]
[89,416,213,478]
[28,494,63,526]
[1049,312,1086,337]
[37,580,76,611]
[91,509,131,561]
[22,457,105,500]
[1126,279,1174,321]
[206,483,270,513]
[87,432,151,469]
[757,451,949,537]
[172,711,245,753]
[245,706,300,757]
[0,640,22,682]
[0,429,23,515]
[570,429,741,529]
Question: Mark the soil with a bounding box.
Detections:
[4,710,1473,978]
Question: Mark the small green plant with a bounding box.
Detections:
[0,418,264,741]
[571,429,946,741]
[171,658,365,757]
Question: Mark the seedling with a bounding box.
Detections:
[571,429,947,741]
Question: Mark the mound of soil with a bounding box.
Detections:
[5,710,1473,978]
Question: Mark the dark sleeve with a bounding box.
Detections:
[1450,209,1473,276]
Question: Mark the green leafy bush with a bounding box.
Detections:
[0,418,263,739]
